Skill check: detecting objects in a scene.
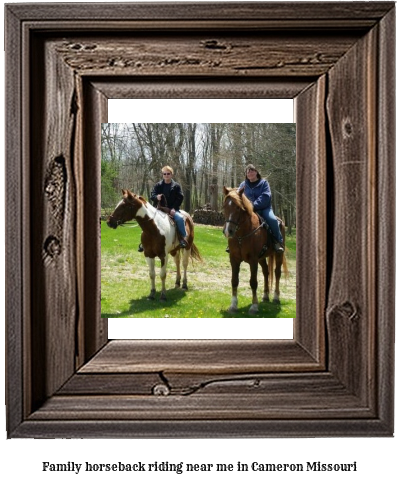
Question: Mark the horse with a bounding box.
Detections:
[222,186,289,314]
[107,189,202,301]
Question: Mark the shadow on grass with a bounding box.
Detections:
[219,300,285,319]
[102,286,187,318]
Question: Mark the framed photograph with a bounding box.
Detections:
[5,2,395,437]
[101,117,296,340]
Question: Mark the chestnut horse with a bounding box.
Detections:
[223,186,288,314]
[107,189,202,301]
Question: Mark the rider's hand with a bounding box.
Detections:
[170,209,176,217]
[157,194,162,201]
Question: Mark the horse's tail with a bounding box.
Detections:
[189,241,203,262]
[267,252,289,290]
[280,222,289,279]
[282,252,289,278]
[268,253,275,290]
[268,218,289,289]
[182,212,203,263]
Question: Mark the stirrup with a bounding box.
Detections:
[225,246,230,253]
[138,244,144,252]
[258,244,268,258]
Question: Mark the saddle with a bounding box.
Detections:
[156,196,189,247]
[157,195,176,225]
[256,214,269,232]
[256,213,283,258]
[256,213,283,234]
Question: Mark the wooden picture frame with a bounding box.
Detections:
[5,2,395,438]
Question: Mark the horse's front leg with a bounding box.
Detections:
[146,257,156,300]
[249,260,259,314]
[228,258,241,313]
[159,254,169,301]
[259,258,270,302]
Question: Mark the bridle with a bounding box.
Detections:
[224,201,264,246]
[108,214,126,227]
[108,199,136,227]
[224,217,242,232]
[109,197,156,227]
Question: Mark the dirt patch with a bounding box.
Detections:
[102,254,296,301]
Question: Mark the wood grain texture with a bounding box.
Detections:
[14,418,390,439]
[326,25,377,404]
[81,81,109,363]
[7,2,394,22]
[375,5,395,430]
[53,33,360,78]
[91,79,311,99]
[79,340,320,374]
[5,4,24,437]
[5,2,395,438]
[295,75,326,363]
[30,36,78,408]
[29,392,371,421]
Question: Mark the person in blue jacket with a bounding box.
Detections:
[238,164,284,253]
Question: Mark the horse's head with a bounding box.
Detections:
[107,189,144,229]
[222,186,253,238]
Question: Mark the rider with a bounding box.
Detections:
[238,164,284,254]
[138,165,187,251]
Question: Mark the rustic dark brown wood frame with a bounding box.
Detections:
[5,2,395,438]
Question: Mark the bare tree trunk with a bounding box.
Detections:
[209,123,224,210]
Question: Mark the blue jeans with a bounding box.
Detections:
[257,207,283,243]
[173,211,187,237]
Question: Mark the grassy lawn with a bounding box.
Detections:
[101,221,296,318]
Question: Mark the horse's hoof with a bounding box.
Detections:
[160,294,167,302]
[147,295,155,301]
[262,296,270,303]
[175,283,180,289]
[273,298,280,304]
[228,307,238,314]
[182,284,188,291]
[249,305,259,315]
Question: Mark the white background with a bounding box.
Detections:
[1,1,398,486]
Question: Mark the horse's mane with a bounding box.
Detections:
[225,188,253,215]
[123,190,149,206]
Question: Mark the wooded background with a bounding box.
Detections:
[101,123,296,231]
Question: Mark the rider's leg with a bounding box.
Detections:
[258,208,284,252]
[262,208,283,242]
[173,211,187,247]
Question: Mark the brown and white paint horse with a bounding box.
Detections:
[107,189,202,301]
[223,186,288,314]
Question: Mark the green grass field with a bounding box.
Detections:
[101,222,296,318]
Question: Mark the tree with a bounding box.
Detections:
[100,123,296,225]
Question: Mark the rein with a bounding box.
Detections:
[111,198,155,226]
[225,215,264,246]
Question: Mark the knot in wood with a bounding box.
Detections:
[43,235,61,260]
[152,383,170,396]
[343,119,353,137]
[202,39,227,50]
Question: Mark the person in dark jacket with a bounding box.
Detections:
[138,165,187,251]
[238,164,284,253]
